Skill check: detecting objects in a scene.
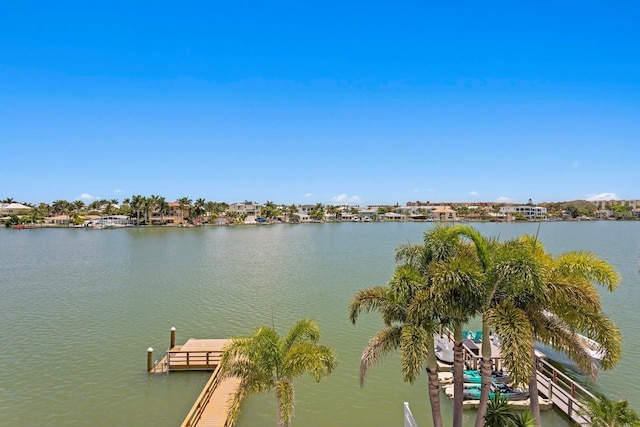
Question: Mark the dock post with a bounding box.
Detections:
[147,347,154,372]
[170,327,176,349]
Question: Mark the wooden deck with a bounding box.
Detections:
[153,338,229,373]
[150,336,242,427]
[438,331,594,425]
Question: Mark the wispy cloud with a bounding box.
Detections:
[79,193,95,200]
[496,196,511,203]
[586,192,618,201]
[469,191,479,197]
[331,193,361,204]
[304,193,312,198]
[114,189,122,193]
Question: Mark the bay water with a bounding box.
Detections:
[1,221,638,426]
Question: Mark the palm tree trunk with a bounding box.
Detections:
[529,347,542,426]
[427,341,444,427]
[452,326,465,427]
[277,396,285,427]
[474,321,492,427]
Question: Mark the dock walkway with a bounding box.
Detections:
[149,333,240,427]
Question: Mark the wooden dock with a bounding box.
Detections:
[148,330,241,427]
[437,331,594,425]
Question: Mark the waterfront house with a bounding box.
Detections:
[228,201,262,220]
[499,205,548,220]
[0,202,31,216]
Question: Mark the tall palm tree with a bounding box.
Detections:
[396,225,486,427]
[220,319,337,427]
[350,226,484,427]
[349,264,443,427]
[443,226,546,427]
[495,234,623,425]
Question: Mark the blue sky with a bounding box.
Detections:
[2,1,639,206]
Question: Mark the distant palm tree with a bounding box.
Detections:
[52,200,72,224]
[193,198,206,223]
[177,197,192,223]
[583,394,640,427]
[220,319,337,427]
[130,195,144,225]
[156,197,169,225]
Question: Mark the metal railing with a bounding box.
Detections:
[404,402,419,427]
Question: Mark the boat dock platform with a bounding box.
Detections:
[147,328,240,427]
[436,331,593,426]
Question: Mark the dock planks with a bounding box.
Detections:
[151,337,241,427]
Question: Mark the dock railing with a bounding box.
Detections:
[403,402,419,427]
[536,357,594,425]
[167,349,224,371]
[180,363,225,427]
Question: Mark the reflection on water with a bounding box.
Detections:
[0,222,638,426]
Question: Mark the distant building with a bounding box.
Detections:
[228,201,262,219]
[0,202,31,216]
[500,206,547,220]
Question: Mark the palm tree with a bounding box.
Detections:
[220,319,337,427]
[177,197,192,224]
[582,394,640,427]
[350,225,485,427]
[142,196,156,225]
[396,226,486,427]
[349,264,443,427]
[131,195,144,225]
[72,200,85,216]
[498,235,623,425]
[442,226,547,427]
[156,197,169,225]
[52,200,72,224]
[193,198,206,223]
[451,228,622,427]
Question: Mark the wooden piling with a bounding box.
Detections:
[147,347,154,372]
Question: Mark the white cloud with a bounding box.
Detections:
[412,188,419,193]
[496,196,512,203]
[304,193,312,198]
[114,189,122,193]
[331,193,361,204]
[586,192,618,201]
[469,191,479,197]
[79,193,95,200]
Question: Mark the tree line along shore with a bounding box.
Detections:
[1,196,639,228]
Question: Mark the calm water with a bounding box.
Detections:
[1,222,638,426]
